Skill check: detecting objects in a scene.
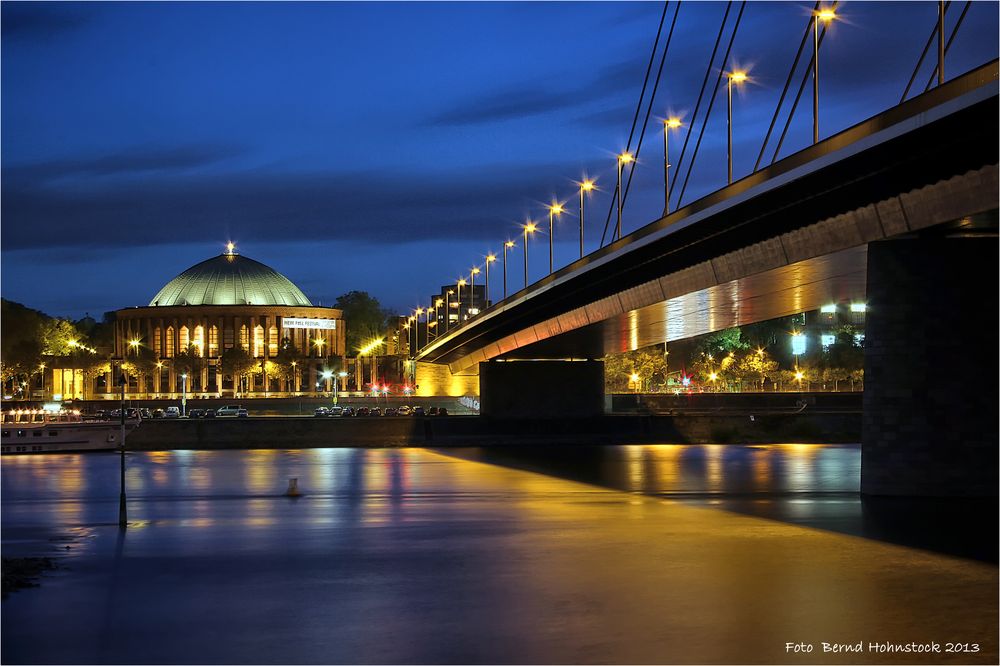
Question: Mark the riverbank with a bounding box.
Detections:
[125,412,861,449]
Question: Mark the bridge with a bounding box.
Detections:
[415,62,999,498]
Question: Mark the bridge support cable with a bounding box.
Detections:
[619,2,683,222]
[638,1,734,231]
[922,2,971,93]
[753,2,821,173]
[595,1,669,249]
[900,1,951,103]
[768,15,834,166]
[674,1,747,209]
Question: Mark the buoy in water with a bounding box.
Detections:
[285,478,301,497]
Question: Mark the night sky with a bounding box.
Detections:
[3,1,997,320]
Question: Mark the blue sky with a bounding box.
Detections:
[2,1,997,320]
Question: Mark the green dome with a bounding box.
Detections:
[150,253,313,307]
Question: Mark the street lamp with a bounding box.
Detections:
[415,307,425,349]
[456,278,467,323]
[484,253,496,307]
[445,290,454,332]
[547,203,564,274]
[578,180,594,258]
[322,369,333,398]
[616,152,634,240]
[663,118,682,213]
[813,8,837,144]
[503,240,516,299]
[522,222,537,288]
[469,268,480,317]
[180,373,187,417]
[727,70,748,184]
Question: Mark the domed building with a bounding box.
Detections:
[113,244,345,398]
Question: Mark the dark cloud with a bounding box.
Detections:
[0,2,93,40]
[426,55,649,126]
[1,156,616,251]
[4,145,245,184]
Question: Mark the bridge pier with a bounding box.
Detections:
[479,360,605,419]
[861,237,998,497]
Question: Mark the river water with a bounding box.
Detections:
[2,445,996,664]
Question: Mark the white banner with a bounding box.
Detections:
[282,317,336,330]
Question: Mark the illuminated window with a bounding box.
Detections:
[791,334,807,356]
[192,326,205,357]
[240,325,249,349]
[821,334,836,349]
[179,326,190,352]
[154,328,162,356]
[253,325,264,357]
[820,304,836,314]
[208,326,219,357]
[850,303,866,313]
[165,327,175,358]
[268,326,278,356]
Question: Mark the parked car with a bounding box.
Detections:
[314,407,329,417]
[328,406,343,417]
[152,409,165,419]
[426,407,439,416]
[204,409,216,418]
[437,407,449,416]
[164,406,180,419]
[356,407,370,417]
[139,408,153,419]
[396,405,413,416]
[237,408,249,418]
[413,406,425,416]
[216,405,242,417]
[340,406,355,417]
[370,407,382,417]
[383,407,397,416]
[189,409,205,419]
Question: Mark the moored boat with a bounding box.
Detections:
[1,409,139,454]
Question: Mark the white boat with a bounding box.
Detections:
[1,409,139,454]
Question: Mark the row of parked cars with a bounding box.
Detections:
[95,406,248,419]
[314,406,449,417]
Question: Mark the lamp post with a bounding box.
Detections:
[727,71,748,184]
[523,222,537,288]
[415,307,425,349]
[434,299,443,338]
[579,180,594,258]
[503,240,515,299]
[485,253,496,307]
[616,153,633,240]
[445,290,454,331]
[456,278,466,323]
[336,371,347,404]
[181,373,187,417]
[469,268,480,317]
[813,8,836,144]
[117,359,127,529]
[663,118,682,213]
[547,203,564,274]
[938,0,945,86]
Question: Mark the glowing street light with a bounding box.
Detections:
[727,71,748,184]
[813,7,837,144]
[663,117,683,214]
[578,179,594,258]
[616,152,634,240]
[484,253,496,308]
[445,289,455,332]
[415,307,425,349]
[469,268,480,318]
[522,222,537,288]
[457,277,467,323]
[503,240,516,299]
[548,202,564,274]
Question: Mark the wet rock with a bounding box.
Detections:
[2,557,57,599]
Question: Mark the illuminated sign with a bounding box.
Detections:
[282,318,336,330]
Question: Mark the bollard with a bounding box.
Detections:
[285,478,301,497]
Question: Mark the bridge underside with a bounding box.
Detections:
[504,245,867,361]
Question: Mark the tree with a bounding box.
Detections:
[171,345,206,380]
[334,291,394,354]
[272,337,306,389]
[733,349,778,391]
[603,346,669,392]
[39,319,81,356]
[220,346,257,396]
[695,327,748,358]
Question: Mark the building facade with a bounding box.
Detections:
[111,246,346,398]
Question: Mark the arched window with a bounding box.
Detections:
[208,326,219,357]
[165,327,175,358]
[179,326,190,352]
[268,326,279,356]
[193,326,205,357]
[240,325,249,349]
[253,325,264,357]
[154,328,162,356]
